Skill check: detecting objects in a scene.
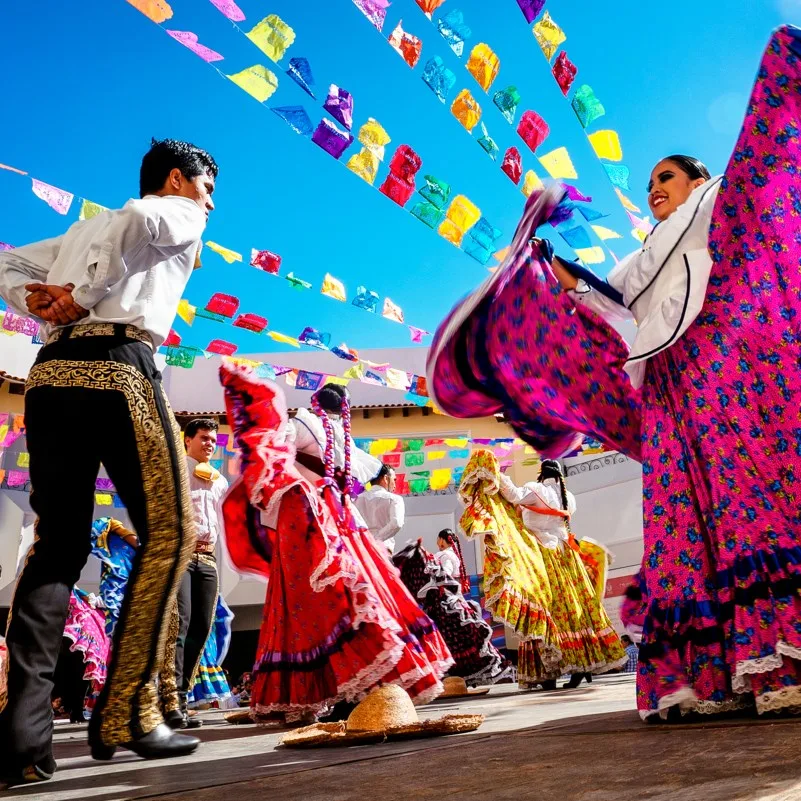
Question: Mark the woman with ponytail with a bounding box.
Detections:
[218,363,453,724]
[435,529,471,596]
[459,450,625,689]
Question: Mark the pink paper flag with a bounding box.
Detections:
[2,310,40,337]
[167,30,224,62]
[208,0,245,21]
[408,326,430,343]
[0,242,14,251]
[7,471,29,488]
[2,430,22,448]
[0,413,8,426]
[31,179,73,215]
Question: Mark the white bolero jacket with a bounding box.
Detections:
[499,474,576,550]
[571,176,723,388]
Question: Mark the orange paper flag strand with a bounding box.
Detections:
[125,0,173,23]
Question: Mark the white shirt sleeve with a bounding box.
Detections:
[376,495,405,542]
[567,251,636,323]
[566,490,577,517]
[0,236,64,315]
[71,196,206,310]
[288,416,317,454]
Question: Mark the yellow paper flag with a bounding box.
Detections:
[268,331,300,347]
[385,368,410,390]
[632,228,648,244]
[427,450,446,461]
[321,273,347,302]
[176,299,196,326]
[444,438,468,447]
[346,149,380,184]
[591,225,622,240]
[95,493,113,506]
[575,247,606,265]
[343,363,365,380]
[521,170,544,197]
[245,15,296,62]
[79,199,108,221]
[532,11,565,61]
[369,439,399,456]
[588,130,623,162]
[126,0,173,23]
[430,468,452,491]
[615,188,641,213]
[358,118,391,159]
[227,65,279,103]
[206,241,242,264]
[538,147,577,180]
[324,376,350,386]
[445,195,481,232]
[466,43,501,92]
[0,425,7,443]
[16,452,29,468]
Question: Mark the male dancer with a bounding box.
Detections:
[354,464,405,554]
[164,418,228,730]
[0,139,218,786]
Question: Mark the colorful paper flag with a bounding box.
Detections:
[357,118,391,158]
[166,30,224,62]
[521,170,544,197]
[382,298,404,323]
[571,84,605,128]
[477,123,499,160]
[430,468,452,490]
[450,88,482,132]
[205,241,242,263]
[591,225,622,240]
[227,64,279,102]
[323,84,354,130]
[389,21,423,68]
[271,105,314,136]
[517,0,545,23]
[408,326,429,343]
[321,273,347,301]
[245,15,296,62]
[466,43,500,92]
[16,452,29,468]
[209,0,245,21]
[352,286,379,313]
[501,147,523,184]
[427,450,446,461]
[437,8,471,57]
[268,331,301,347]
[286,56,316,97]
[422,56,457,103]
[347,149,380,183]
[574,246,606,264]
[176,299,196,326]
[532,11,565,61]
[615,187,641,213]
[353,0,390,31]
[31,179,73,215]
[312,118,354,159]
[589,130,623,162]
[493,85,520,124]
[79,199,108,221]
[126,0,173,23]
[251,248,281,274]
[298,326,331,349]
[517,110,550,153]
[603,163,631,190]
[538,147,577,180]
[552,50,577,95]
[295,370,324,391]
[559,226,592,250]
[95,493,113,506]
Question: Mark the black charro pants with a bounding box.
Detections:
[175,554,218,701]
[0,324,196,770]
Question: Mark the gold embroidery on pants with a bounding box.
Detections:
[25,360,196,744]
[159,600,181,715]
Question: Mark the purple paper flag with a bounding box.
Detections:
[561,183,592,203]
[31,179,73,215]
[0,242,13,251]
[95,478,116,491]
[217,433,230,449]
[296,370,325,391]
[517,0,545,23]
[208,0,245,22]
[312,118,354,159]
[353,0,390,31]
[323,84,354,130]
[166,30,224,63]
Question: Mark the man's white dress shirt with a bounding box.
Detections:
[354,486,405,553]
[186,456,229,549]
[0,194,206,349]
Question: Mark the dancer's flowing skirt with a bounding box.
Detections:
[62,590,110,718]
[188,597,234,708]
[393,542,514,687]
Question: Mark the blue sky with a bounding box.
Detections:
[0,0,789,359]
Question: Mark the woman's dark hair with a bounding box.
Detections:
[664,154,711,182]
[539,459,571,516]
[313,385,349,414]
[437,529,470,594]
[140,138,219,197]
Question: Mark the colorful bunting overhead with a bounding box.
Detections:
[450,88,482,132]
[571,84,605,128]
[532,11,565,61]
[437,9,471,57]
[311,118,353,158]
[205,241,242,263]
[466,43,500,92]
[166,30,224,62]
[31,179,73,215]
[589,129,623,161]
[538,147,577,180]
[323,84,354,130]
[208,0,244,22]
[517,110,550,153]
[286,56,316,97]
[422,56,457,102]
[552,51,577,95]
[321,273,347,302]
[352,0,390,32]
[226,64,279,102]
[271,105,314,136]
[245,14,296,63]
[125,0,173,24]
[389,21,423,68]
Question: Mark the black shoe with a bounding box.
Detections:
[184,713,202,729]
[539,680,558,691]
[0,756,56,788]
[165,709,186,730]
[318,701,357,722]
[91,723,200,761]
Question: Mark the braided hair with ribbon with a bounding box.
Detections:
[437,528,471,595]
[310,385,354,500]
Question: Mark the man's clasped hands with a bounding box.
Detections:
[24,283,89,325]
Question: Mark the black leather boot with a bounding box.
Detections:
[0,755,56,788]
[91,723,200,761]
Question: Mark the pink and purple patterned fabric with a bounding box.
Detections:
[430,25,801,718]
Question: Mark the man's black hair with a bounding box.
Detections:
[140,138,219,197]
[184,418,219,441]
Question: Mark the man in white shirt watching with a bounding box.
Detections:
[163,418,228,731]
[0,139,218,786]
[355,464,405,554]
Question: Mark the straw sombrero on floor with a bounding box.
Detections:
[435,676,490,699]
[280,685,484,748]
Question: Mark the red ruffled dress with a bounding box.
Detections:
[220,363,452,718]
